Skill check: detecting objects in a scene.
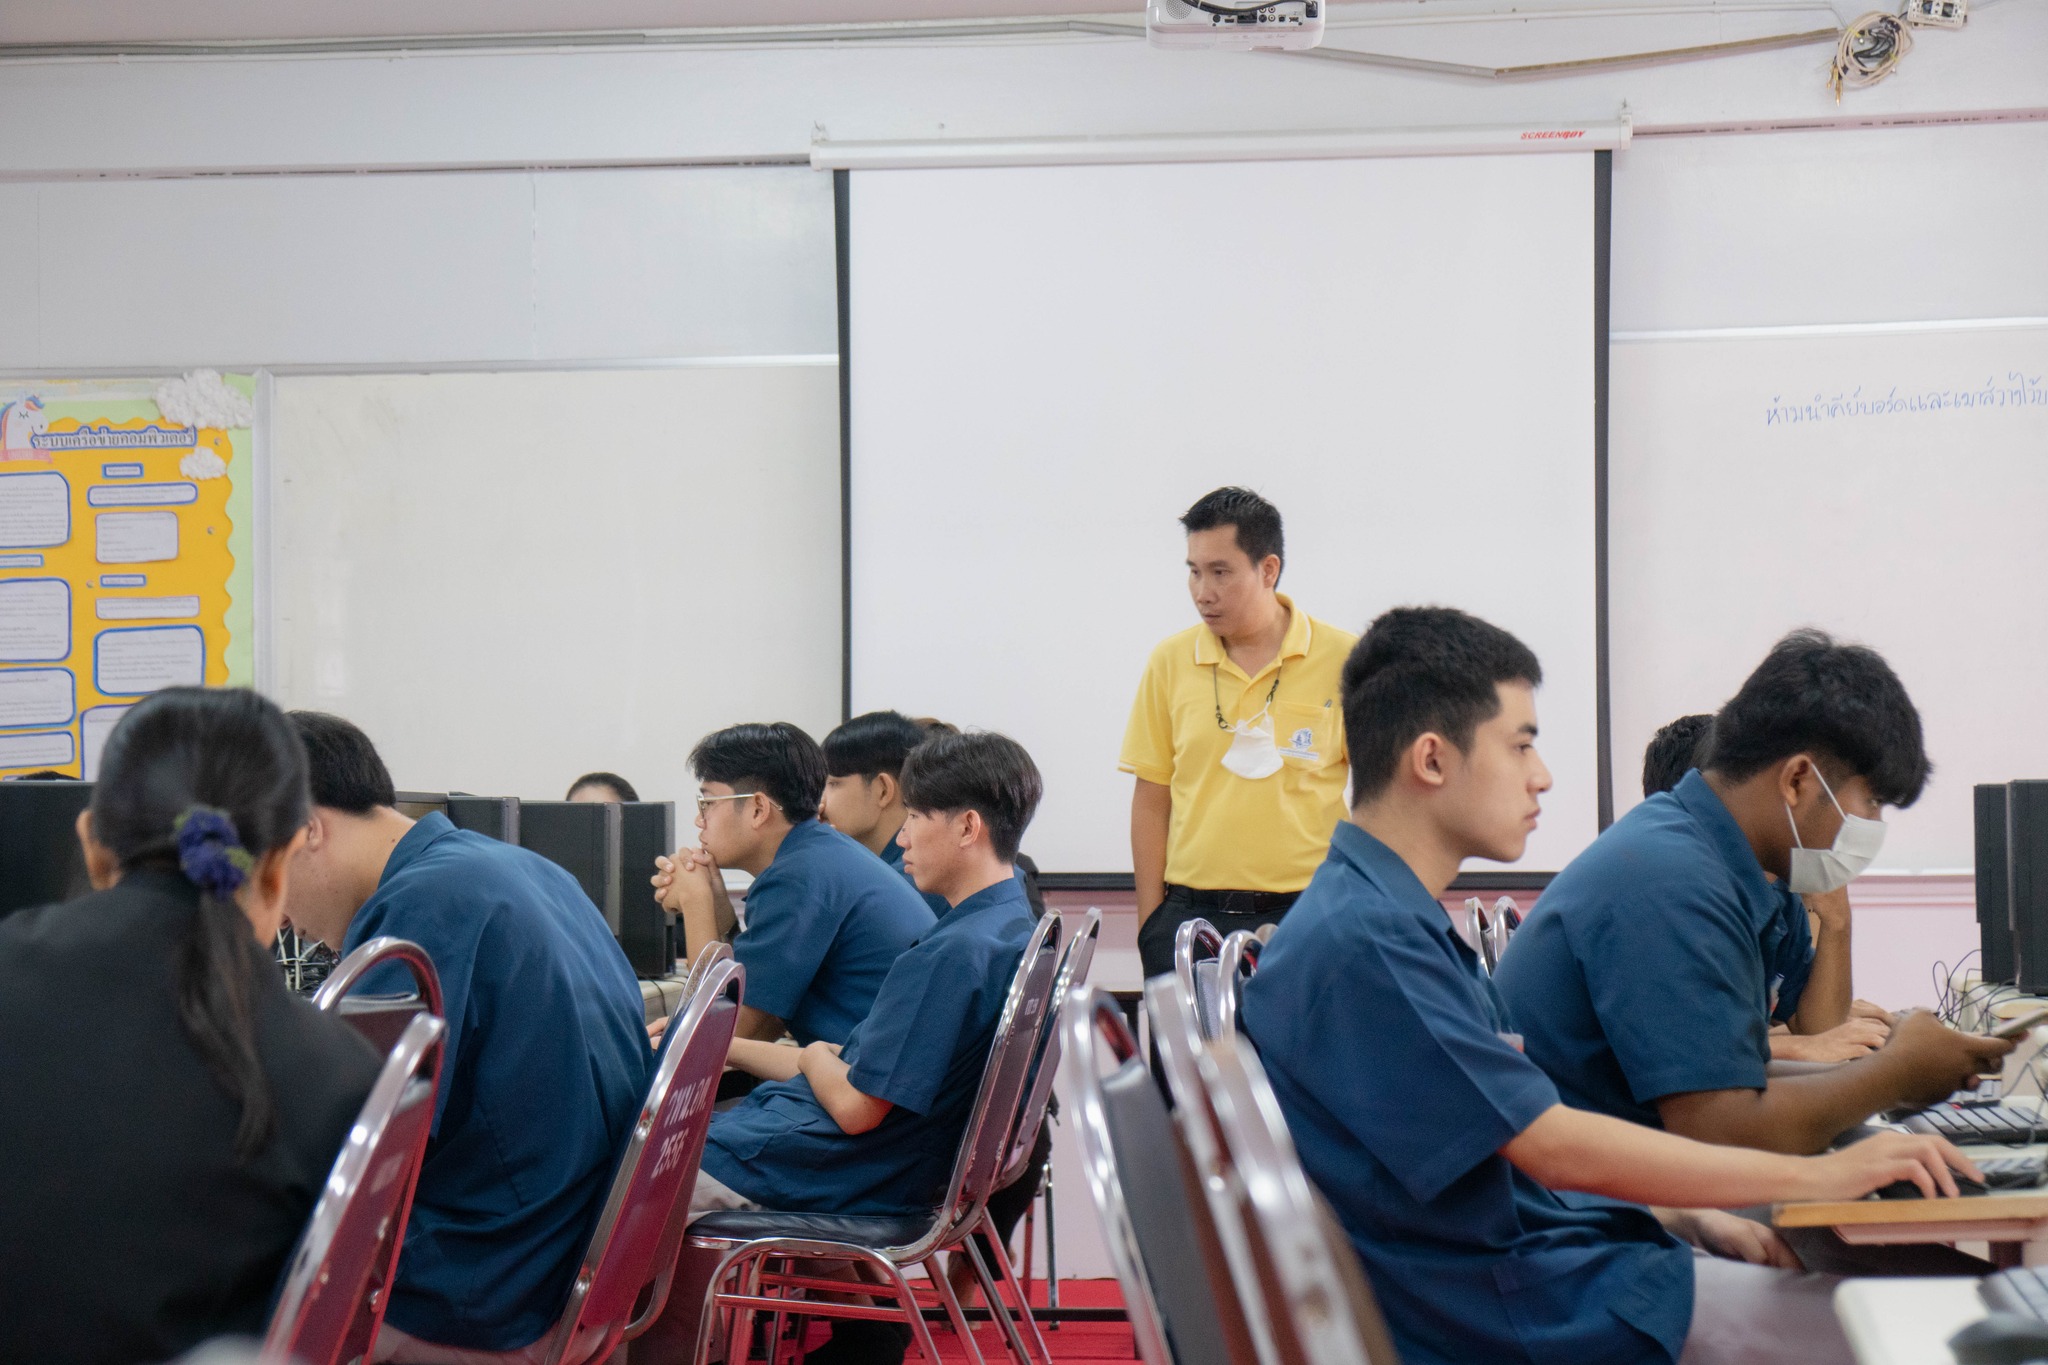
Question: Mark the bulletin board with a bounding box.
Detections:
[0,372,258,778]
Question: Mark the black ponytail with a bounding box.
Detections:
[89,687,311,1164]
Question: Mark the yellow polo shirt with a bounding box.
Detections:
[1119,595,1356,892]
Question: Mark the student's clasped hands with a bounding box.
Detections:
[652,845,721,918]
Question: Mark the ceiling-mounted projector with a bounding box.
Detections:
[1146,0,1324,50]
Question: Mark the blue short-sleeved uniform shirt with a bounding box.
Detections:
[701,876,1034,1215]
[879,832,1030,919]
[737,820,935,1047]
[1241,822,1692,1365]
[1493,770,1785,1127]
[342,813,652,1351]
[1768,883,1817,1024]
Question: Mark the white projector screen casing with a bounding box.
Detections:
[849,155,1598,874]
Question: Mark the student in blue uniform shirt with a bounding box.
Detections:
[1493,633,2007,1158]
[1639,713,1891,1065]
[819,708,933,877]
[821,709,1048,919]
[1242,607,1979,1365]
[653,722,934,1058]
[645,730,1041,1365]
[281,713,653,1364]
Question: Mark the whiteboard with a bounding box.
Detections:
[847,155,1599,873]
[269,365,841,805]
[1609,323,2048,871]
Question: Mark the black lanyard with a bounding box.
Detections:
[1213,663,1282,731]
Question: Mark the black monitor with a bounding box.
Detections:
[0,778,96,918]
[2008,781,2048,995]
[392,790,449,822]
[1977,784,2017,985]
[518,801,623,936]
[447,795,520,843]
[617,802,678,978]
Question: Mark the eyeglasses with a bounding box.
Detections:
[696,791,782,815]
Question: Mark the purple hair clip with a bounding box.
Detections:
[175,806,255,898]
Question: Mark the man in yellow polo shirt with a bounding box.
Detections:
[1121,486,1357,980]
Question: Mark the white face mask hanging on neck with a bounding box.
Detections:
[1220,710,1283,780]
[1785,764,1885,895]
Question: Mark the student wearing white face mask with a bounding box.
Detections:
[1119,487,1357,980]
[1494,631,2009,1172]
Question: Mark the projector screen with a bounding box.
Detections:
[848,154,1599,873]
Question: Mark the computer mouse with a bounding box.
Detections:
[1948,1313,2048,1364]
[1874,1174,1990,1199]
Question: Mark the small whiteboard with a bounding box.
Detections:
[1610,322,2048,871]
[268,364,842,805]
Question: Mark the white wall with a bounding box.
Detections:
[0,166,833,370]
[0,2,2044,179]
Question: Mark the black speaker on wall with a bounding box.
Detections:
[1975,783,2017,985]
[2007,781,2048,995]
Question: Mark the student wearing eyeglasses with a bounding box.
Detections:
[1120,487,1356,979]
[654,722,934,1058]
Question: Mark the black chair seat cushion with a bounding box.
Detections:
[688,1209,936,1249]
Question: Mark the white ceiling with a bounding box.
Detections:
[0,0,1143,45]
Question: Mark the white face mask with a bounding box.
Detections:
[1785,765,1885,895]
[1220,712,1283,780]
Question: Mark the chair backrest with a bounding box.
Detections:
[1461,899,1496,974]
[996,908,1101,1190]
[262,1013,446,1365]
[1174,918,1225,1040]
[1147,975,1285,1361]
[679,939,732,1004]
[1214,930,1263,1043]
[1199,1036,1403,1365]
[1062,986,1256,1365]
[312,936,445,1053]
[1489,897,1522,968]
[539,957,746,1365]
[924,908,1063,1247]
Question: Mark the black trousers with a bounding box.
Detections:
[1136,885,1297,981]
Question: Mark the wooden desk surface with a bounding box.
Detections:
[1776,1139,2048,1230]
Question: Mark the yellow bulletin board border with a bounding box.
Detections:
[0,373,260,779]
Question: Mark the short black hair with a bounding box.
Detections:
[288,711,397,814]
[901,731,1042,863]
[822,711,931,781]
[1642,714,1714,798]
[1181,486,1284,579]
[566,771,639,802]
[1705,629,1930,807]
[1343,607,1543,805]
[689,722,825,823]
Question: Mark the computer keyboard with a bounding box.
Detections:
[1981,1266,2048,1321]
[1903,1101,2047,1144]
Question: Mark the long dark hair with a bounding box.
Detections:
[89,687,311,1162]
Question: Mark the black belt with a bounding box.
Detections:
[1165,886,1299,915]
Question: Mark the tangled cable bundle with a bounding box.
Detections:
[1830,10,1914,97]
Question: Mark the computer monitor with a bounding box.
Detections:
[518,801,623,936]
[2007,781,2048,995]
[617,802,678,978]
[0,778,96,918]
[447,795,520,844]
[392,790,449,822]
[1977,784,2017,985]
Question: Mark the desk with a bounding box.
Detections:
[1835,1277,1982,1365]
[1775,1131,2048,1267]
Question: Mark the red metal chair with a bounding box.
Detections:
[528,955,746,1365]
[260,1012,446,1365]
[312,937,443,1054]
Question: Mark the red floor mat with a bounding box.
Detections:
[778,1279,1134,1363]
